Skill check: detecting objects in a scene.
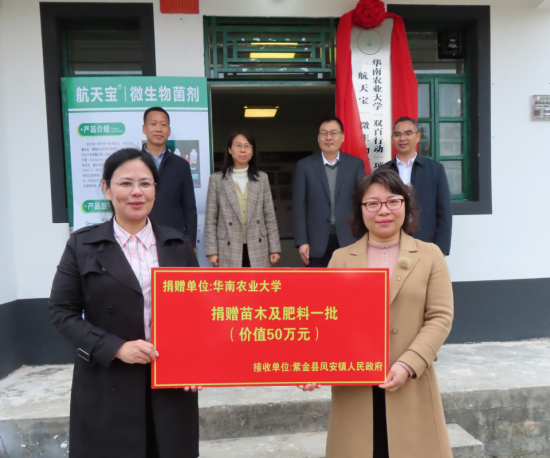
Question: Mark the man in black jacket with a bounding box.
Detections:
[142,107,197,246]
[381,117,452,255]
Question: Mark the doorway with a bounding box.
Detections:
[210,83,335,267]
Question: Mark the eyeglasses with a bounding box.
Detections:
[319,130,342,139]
[361,198,404,212]
[392,130,419,139]
[233,143,253,151]
[110,180,156,190]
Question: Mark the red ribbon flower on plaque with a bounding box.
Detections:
[336,0,418,173]
[352,0,386,28]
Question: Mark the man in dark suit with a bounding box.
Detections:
[381,116,452,255]
[142,107,197,246]
[293,116,366,267]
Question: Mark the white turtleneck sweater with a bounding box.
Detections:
[232,166,249,193]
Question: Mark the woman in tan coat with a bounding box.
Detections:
[302,169,453,458]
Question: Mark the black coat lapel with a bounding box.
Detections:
[312,154,331,202]
[156,239,188,267]
[96,242,143,295]
[334,153,348,198]
[410,155,423,186]
[85,219,143,295]
[387,158,398,173]
[156,244,183,267]
[87,220,193,294]
[153,222,193,268]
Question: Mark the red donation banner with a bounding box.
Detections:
[152,268,389,387]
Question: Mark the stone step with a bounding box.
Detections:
[0,424,484,458]
[199,386,330,440]
[4,340,550,457]
[446,424,486,458]
[200,431,326,458]
[199,424,485,458]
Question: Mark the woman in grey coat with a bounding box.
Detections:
[205,131,281,267]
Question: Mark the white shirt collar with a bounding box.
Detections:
[113,217,154,249]
[322,151,340,166]
[396,154,417,167]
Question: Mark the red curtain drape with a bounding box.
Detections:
[336,10,418,173]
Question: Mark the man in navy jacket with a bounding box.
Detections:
[381,117,452,255]
[141,107,197,246]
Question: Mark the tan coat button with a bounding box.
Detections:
[391,328,398,334]
[397,277,401,281]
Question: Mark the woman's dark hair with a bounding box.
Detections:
[102,148,159,213]
[350,168,419,239]
[222,131,260,181]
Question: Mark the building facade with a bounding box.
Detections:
[1,0,549,378]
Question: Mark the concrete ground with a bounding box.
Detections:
[2,339,550,458]
[2,339,550,420]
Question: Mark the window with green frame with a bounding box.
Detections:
[417,75,470,200]
[61,23,143,77]
[408,31,471,201]
[203,16,337,80]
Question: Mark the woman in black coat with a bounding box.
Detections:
[50,148,200,458]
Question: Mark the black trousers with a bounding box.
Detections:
[146,369,160,458]
[242,244,251,267]
[308,234,340,268]
[372,386,390,458]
